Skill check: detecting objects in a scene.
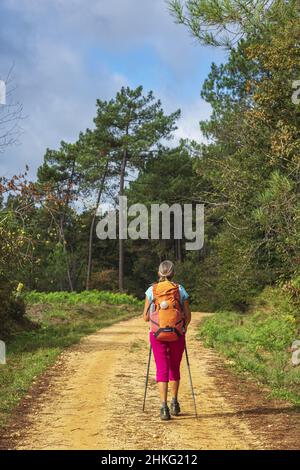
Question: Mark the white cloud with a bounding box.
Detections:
[175,99,212,143]
[0,0,224,178]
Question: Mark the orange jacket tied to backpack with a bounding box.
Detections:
[150,280,185,342]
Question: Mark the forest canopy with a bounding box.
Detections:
[0,0,299,318]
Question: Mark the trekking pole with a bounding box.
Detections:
[185,344,198,419]
[142,345,152,412]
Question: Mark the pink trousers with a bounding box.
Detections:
[150,332,185,382]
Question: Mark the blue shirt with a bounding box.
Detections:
[145,283,189,313]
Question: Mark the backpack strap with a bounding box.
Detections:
[145,298,154,314]
[152,282,158,304]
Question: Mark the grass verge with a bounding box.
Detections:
[0,299,141,429]
[198,287,300,405]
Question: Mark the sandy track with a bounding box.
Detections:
[4,313,299,450]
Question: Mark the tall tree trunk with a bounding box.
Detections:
[86,160,109,290]
[60,156,76,292]
[59,216,74,292]
[66,256,74,291]
[118,151,127,292]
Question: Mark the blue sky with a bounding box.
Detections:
[0,0,226,179]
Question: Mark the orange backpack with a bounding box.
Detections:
[149,280,185,342]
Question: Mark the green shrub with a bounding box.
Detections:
[25,289,143,307]
[0,279,26,336]
[199,287,300,405]
[89,269,119,291]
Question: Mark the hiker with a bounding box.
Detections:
[143,260,191,421]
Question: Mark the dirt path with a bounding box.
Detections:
[2,313,299,450]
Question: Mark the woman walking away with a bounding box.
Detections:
[143,260,191,421]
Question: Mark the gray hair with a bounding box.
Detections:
[158,260,175,281]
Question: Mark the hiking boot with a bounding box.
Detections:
[160,404,171,421]
[170,400,181,416]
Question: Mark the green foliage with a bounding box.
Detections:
[283,274,300,305]
[178,10,300,309]
[173,254,218,311]
[1,5,299,317]
[0,279,26,337]
[25,289,143,307]
[199,287,300,404]
[89,269,119,291]
[127,144,196,206]
[93,86,180,172]
[169,0,297,47]
[252,171,300,279]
